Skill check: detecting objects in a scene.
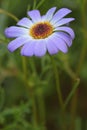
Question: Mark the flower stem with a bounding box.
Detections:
[64,78,80,109]
[22,56,28,83]
[76,0,87,75]
[31,88,38,127]
[36,0,45,9]
[22,56,38,128]
[37,88,47,130]
[50,56,63,108]
[33,0,37,9]
[0,8,19,22]
[70,0,87,129]
[50,56,66,130]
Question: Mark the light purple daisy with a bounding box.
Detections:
[5,7,75,57]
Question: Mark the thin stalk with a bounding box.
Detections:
[22,56,38,128]
[50,56,63,108]
[36,0,45,9]
[31,88,38,127]
[22,56,28,83]
[37,88,47,130]
[64,78,80,109]
[76,0,87,74]
[0,8,18,22]
[33,0,37,9]
[70,0,87,129]
[50,56,67,130]
[28,58,37,75]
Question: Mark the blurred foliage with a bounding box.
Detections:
[0,0,87,130]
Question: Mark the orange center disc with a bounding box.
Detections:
[30,22,53,39]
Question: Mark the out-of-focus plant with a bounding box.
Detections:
[0,0,87,130]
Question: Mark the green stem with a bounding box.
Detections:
[50,56,67,130]
[22,56,28,83]
[50,56,63,108]
[37,88,47,130]
[76,0,87,75]
[33,0,37,9]
[31,88,38,127]
[28,58,37,75]
[64,78,80,109]
[76,41,87,75]
[22,56,38,128]
[70,0,87,129]
[0,8,19,22]
[36,0,45,9]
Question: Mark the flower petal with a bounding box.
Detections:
[8,36,31,52]
[50,33,68,53]
[43,7,56,21]
[21,41,34,56]
[17,17,33,28]
[5,26,29,38]
[27,10,41,23]
[55,32,72,47]
[46,37,58,55]
[51,8,72,24]
[34,40,47,57]
[55,26,75,39]
[53,18,75,27]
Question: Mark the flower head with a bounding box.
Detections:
[5,7,75,57]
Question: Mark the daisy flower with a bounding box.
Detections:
[5,7,75,57]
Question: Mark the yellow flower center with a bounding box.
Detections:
[29,22,53,39]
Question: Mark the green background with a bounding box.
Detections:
[0,0,87,130]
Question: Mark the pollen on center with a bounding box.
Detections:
[29,22,53,39]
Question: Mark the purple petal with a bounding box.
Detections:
[17,17,33,28]
[43,7,56,21]
[55,32,72,47]
[51,8,72,24]
[8,36,31,52]
[55,26,75,39]
[54,18,75,27]
[50,33,68,53]
[34,40,47,57]
[21,41,35,56]
[46,37,58,55]
[27,10,41,23]
[5,26,29,38]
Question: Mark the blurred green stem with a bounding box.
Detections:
[22,56,38,128]
[51,56,63,108]
[33,0,37,9]
[76,0,87,74]
[0,8,18,22]
[22,56,47,129]
[28,58,37,75]
[64,78,80,109]
[37,88,47,130]
[70,0,87,130]
[31,87,38,127]
[22,56,28,83]
[50,56,67,130]
[36,0,45,9]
